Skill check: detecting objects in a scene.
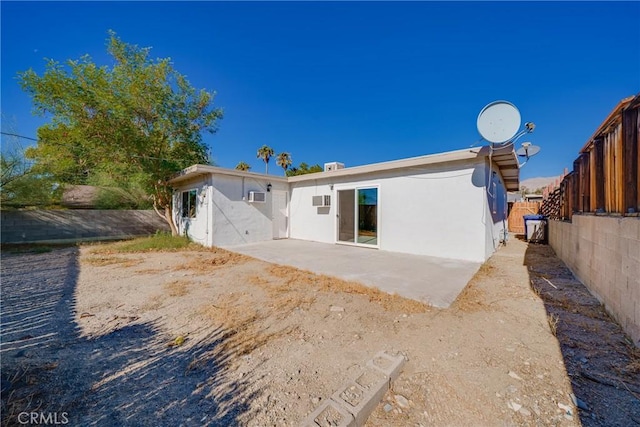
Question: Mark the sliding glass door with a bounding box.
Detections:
[337,187,378,246]
[357,188,378,245]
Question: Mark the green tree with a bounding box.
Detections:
[18,31,223,234]
[286,162,323,177]
[275,152,292,176]
[235,161,251,171]
[256,145,274,174]
[0,134,59,208]
[0,172,59,208]
[1,142,29,191]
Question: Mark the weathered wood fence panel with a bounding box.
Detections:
[541,94,640,219]
[508,202,540,233]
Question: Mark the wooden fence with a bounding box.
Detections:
[541,94,640,220]
[508,202,541,233]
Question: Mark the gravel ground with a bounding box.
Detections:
[524,242,640,426]
[1,238,638,426]
[1,247,249,426]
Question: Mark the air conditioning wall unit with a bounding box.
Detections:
[324,162,345,172]
[248,191,266,203]
[312,195,331,207]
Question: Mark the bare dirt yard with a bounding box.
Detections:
[1,236,638,426]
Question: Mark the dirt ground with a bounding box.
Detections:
[1,236,638,426]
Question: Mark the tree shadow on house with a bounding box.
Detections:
[1,247,264,426]
[522,239,640,427]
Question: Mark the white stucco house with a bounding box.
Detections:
[168,145,519,263]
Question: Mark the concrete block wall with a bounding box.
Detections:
[548,216,640,346]
[301,351,406,427]
[1,210,170,244]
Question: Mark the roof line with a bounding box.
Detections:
[287,147,490,183]
[169,145,520,191]
[169,164,289,185]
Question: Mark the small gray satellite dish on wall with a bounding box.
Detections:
[477,100,522,144]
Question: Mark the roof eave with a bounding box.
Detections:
[168,164,288,186]
[288,147,486,183]
[488,144,520,192]
[289,145,520,191]
[169,146,520,191]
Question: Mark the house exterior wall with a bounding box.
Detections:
[289,159,495,262]
[173,155,511,263]
[210,174,273,246]
[289,181,336,244]
[173,174,288,247]
[484,162,510,260]
[378,164,487,262]
[173,175,212,246]
[548,216,640,346]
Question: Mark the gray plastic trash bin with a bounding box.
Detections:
[523,214,547,243]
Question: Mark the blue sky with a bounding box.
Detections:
[2,1,639,181]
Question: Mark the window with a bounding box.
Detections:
[492,182,497,214]
[181,190,197,218]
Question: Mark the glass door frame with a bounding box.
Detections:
[335,184,380,249]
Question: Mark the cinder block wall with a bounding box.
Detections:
[1,210,170,244]
[548,216,640,346]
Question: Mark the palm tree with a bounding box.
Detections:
[276,152,292,176]
[256,145,274,174]
[235,161,251,171]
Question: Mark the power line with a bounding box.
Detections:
[0,132,38,142]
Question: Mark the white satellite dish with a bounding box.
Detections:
[516,142,541,158]
[477,100,522,144]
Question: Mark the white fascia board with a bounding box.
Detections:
[169,164,288,186]
[287,147,490,183]
[170,146,519,189]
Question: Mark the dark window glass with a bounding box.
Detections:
[182,190,197,218]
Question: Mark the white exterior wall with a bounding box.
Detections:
[483,162,510,259]
[289,181,335,244]
[173,174,288,247]
[211,175,272,246]
[378,163,488,262]
[174,157,510,263]
[173,175,212,247]
[289,159,494,262]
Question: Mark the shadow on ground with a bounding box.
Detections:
[1,247,262,426]
[522,237,640,427]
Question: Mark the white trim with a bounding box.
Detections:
[169,164,288,186]
[169,146,520,192]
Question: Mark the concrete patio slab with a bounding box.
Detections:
[223,239,481,308]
